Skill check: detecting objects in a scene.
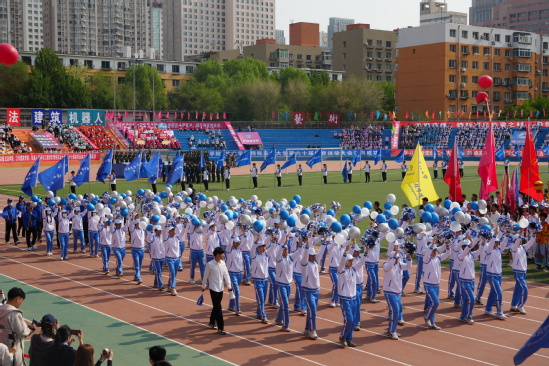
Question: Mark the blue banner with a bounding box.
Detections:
[21,157,41,196]
[68,110,106,126]
[511,131,526,145]
[73,154,91,186]
[32,109,45,126]
[124,153,142,182]
[48,109,63,125]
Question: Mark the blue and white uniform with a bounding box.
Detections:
[365,239,381,301]
[88,211,101,256]
[226,239,243,312]
[251,243,269,320]
[129,221,145,282]
[338,254,357,343]
[351,247,368,328]
[188,225,205,281]
[457,241,482,321]
[382,252,412,336]
[266,235,282,306]
[423,245,450,326]
[327,240,346,305]
[69,208,87,252]
[275,245,300,329]
[301,246,320,338]
[414,233,428,292]
[147,228,166,289]
[510,236,536,310]
[42,209,55,254]
[164,230,181,292]
[57,210,71,259]
[484,236,507,316]
[111,221,126,276]
[99,220,112,272]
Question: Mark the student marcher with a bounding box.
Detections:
[226,237,243,315]
[202,247,232,335]
[301,244,320,340]
[509,234,536,314]
[337,253,357,348]
[297,164,303,186]
[423,238,450,330]
[322,164,328,185]
[2,198,20,245]
[382,248,412,340]
[0,287,32,366]
[364,161,371,183]
[251,163,258,189]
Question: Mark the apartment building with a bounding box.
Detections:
[0,0,43,52]
[471,0,549,34]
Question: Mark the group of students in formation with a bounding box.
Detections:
[1,188,542,348]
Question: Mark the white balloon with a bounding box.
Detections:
[54,197,61,204]
[125,190,132,197]
[89,193,96,200]
[386,194,397,203]
[334,233,346,245]
[164,187,172,194]
[395,227,405,238]
[463,214,472,225]
[152,207,161,216]
[174,196,183,203]
[418,209,425,217]
[200,220,207,227]
[519,218,529,229]
[76,195,83,201]
[185,207,193,215]
[361,208,370,217]
[46,191,54,199]
[31,202,37,208]
[256,200,262,208]
[95,203,105,211]
[440,208,449,216]
[111,191,118,197]
[478,217,489,226]
[450,221,462,232]
[385,232,396,242]
[279,221,288,230]
[265,201,273,209]
[390,206,400,216]
[348,227,361,239]
[241,214,252,226]
[295,220,305,229]
[424,223,433,235]
[413,223,424,234]
[128,204,135,211]
[378,223,390,233]
[225,221,235,230]
[341,229,349,239]
[229,199,238,207]
[299,214,310,225]
[251,195,258,202]
[370,211,378,220]
[325,216,336,225]
[181,191,189,198]
[118,201,127,209]
[125,196,133,204]
[117,195,124,201]
[206,197,213,204]
[478,200,487,210]
[158,215,167,224]
[186,188,193,195]
[138,221,148,230]
[219,214,229,223]
[355,215,364,223]
[455,211,465,223]
[450,202,460,210]
[479,208,488,215]
[195,226,204,234]
[75,200,81,206]
[140,217,150,224]
[211,196,219,202]
[200,201,207,208]
[207,203,214,210]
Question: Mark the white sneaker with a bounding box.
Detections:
[32,245,36,251]
[518,307,526,314]
[190,279,196,284]
[309,330,318,340]
[398,319,405,326]
[301,309,307,316]
[424,318,432,327]
[390,332,399,340]
[429,324,441,330]
[466,318,475,325]
[330,302,336,308]
[273,303,280,309]
[495,313,507,320]
[484,310,495,317]
[510,306,519,312]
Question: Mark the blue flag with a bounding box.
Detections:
[442,148,449,161]
[513,145,521,157]
[260,149,276,172]
[96,149,113,183]
[21,157,41,196]
[199,152,206,170]
[306,149,322,168]
[457,147,466,159]
[142,152,161,183]
[38,156,67,193]
[166,153,184,185]
[124,152,142,181]
[73,154,91,186]
[342,162,348,183]
[513,315,549,365]
[495,145,505,161]
[280,153,297,170]
[235,150,251,167]
[351,150,361,167]
[395,149,405,163]
[433,148,439,162]
[216,151,226,170]
[374,149,382,165]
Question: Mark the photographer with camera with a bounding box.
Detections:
[0,287,32,366]
[28,314,58,366]
[74,344,114,366]
[49,325,83,366]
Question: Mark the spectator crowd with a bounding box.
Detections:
[339,125,383,150]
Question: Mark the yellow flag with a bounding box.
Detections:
[401,144,439,206]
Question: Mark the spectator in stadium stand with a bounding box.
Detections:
[340,125,383,150]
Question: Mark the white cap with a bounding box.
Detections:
[273,219,280,224]
[427,237,434,243]
[167,226,176,231]
[345,254,354,261]
[352,245,361,252]
[308,247,316,256]
[396,238,405,245]
[232,237,240,243]
[134,220,140,225]
[74,207,81,211]
[462,239,471,246]
[154,225,162,231]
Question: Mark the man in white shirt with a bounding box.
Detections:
[251,163,258,189]
[202,247,232,335]
[69,171,77,194]
[297,164,303,186]
[347,162,353,183]
[224,164,231,190]
[202,167,210,192]
[364,161,371,183]
[433,161,438,179]
[381,160,387,182]
[275,164,282,187]
[401,162,407,180]
[322,164,328,185]
[107,170,117,192]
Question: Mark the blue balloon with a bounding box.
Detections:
[293,195,302,204]
[388,218,399,230]
[376,215,387,224]
[424,204,434,213]
[364,201,373,210]
[330,221,342,233]
[430,213,440,224]
[253,220,265,233]
[192,218,201,226]
[160,191,168,199]
[352,205,362,214]
[301,208,312,217]
[287,216,297,227]
[87,203,95,211]
[31,195,39,202]
[184,197,192,204]
[451,207,461,214]
[269,208,276,214]
[166,184,172,189]
[146,224,153,232]
[68,193,76,200]
[340,214,351,226]
[121,208,129,217]
[279,210,290,220]
[48,199,56,207]
[512,224,521,232]
[471,202,479,211]
[137,189,145,196]
[233,211,239,219]
[107,220,112,226]
[120,193,127,199]
[109,197,117,205]
[166,214,172,220]
[151,215,160,223]
[199,194,207,201]
[383,210,392,218]
[221,204,228,212]
[153,196,162,203]
[481,224,492,231]
[444,200,452,209]
[326,209,335,217]
[91,199,97,205]
[289,200,297,208]
[383,202,392,210]
[421,211,432,223]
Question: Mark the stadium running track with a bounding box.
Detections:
[1,191,549,365]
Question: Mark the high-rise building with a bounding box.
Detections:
[420,0,467,26]
[471,0,549,34]
[0,0,43,52]
[469,0,504,24]
[332,24,397,82]
[395,23,549,120]
[276,30,286,45]
[327,17,354,49]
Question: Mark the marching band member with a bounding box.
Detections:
[338,251,357,348]
[111,219,126,277]
[226,237,243,315]
[301,244,320,340]
[164,226,181,296]
[422,237,450,330]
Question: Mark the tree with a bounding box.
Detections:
[380,81,396,113]
[0,61,29,107]
[170,79,224,112]
[275,67,310,90]
[308,70,330,87]
[119,64,167,110]
[320,76,383,117]
[283,79,310,112]
[89,71,119,110]
[223,58,269,85]
[244,79,281,121]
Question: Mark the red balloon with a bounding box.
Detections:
[478,75,493,89]
[476,92,488,104]
[0,43,19,65]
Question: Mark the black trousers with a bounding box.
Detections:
[298,175,302,186]
[152,184,157,194]
[323,176,327,184]
[442,169,446,177]
[402,172,406,179]
[17,217,25,236]
[180,181,186,191]
[5,223,18,243]
[460,169,464,177]
[204,180,209,191]
[433,170,438,179]
[36,221,43,242]
[277,177,281,187]
[365,172,370,182]
[348,173,352,183]
[83,221,89,245]
[70,185,76,194]
[252,177,258,188]
[25,227,37,247]
[209,290,224,330]
[110,183,117,192]
[382,172,387,182]
[225,179,230,190]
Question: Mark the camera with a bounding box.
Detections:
[102,349,110,357]
[70,329,81,335]
[8,333,16,346]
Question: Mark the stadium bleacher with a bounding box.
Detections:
[254,129,341,150]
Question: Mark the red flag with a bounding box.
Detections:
[327,112,340,126]
[292,112,305,127]
[478,123,499,199]
[544,109,546,117]
[521,109,524,118]
[369,111,374,120]
[431,112,435,120]
[508,168,518,212]
[187,112,191,120]
[271,111,275,119]
[307,112,312,120]
[195,112,198,119]
[319,111,323,119]
[425,110,430,119]
[166,112,170,119]
[405,112,409,120]
[125,111,128,119]
[202,112,206,120]
[529,109,533,118]
[483,110,486,118]
[444,141,462,201]
[223,112,227,120]
[519,121,542,201]
[209,113,213,121]
[500,169,509,206]
[514,110,517,118]
[216,113,220,120]
[476,111,479,119]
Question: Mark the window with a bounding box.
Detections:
[157,64,165,72]
[513,63,530,72]
[172,65,180,73]
[512,77,530,86]
[483,47,490,55]
[461,30,468,38]
[450,29,456,37]
[494,49,500,56]
[513,48,531,58]
[505,49,511,57]
[513,91,530,99]
[449,60,457,68]
[494,63,501,71]
[386,76,392,82]
[472,32,479,40]
[472,61,479,69]
[461,75,467,83]
[449,75,456,82]
[472,46,479,54]
[386,41,392,48]
[343,41,346,48]
[505,63,511,71]
[461,45,469,54]
[100,61,111,70]
[461,60,468,68]
[494,34,500,42]
[306,55,311,61]
[483,62,490,70]
[450,44,456,52]
[376,40,382,47]
[172,80,180,87]
[449,105,456,113]
[472,76,479,84]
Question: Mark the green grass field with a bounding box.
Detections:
[1,165,549,283]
